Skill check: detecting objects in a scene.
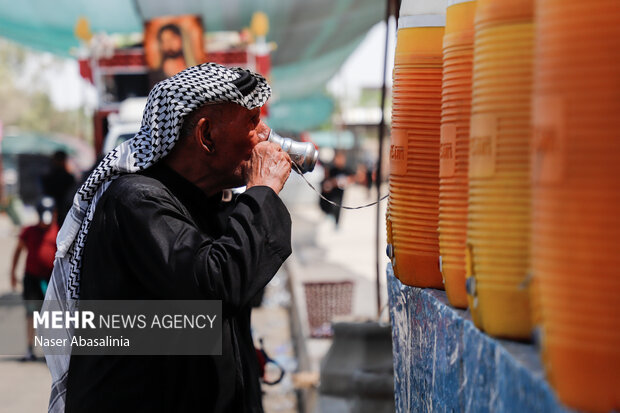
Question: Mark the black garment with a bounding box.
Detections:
[23,273,48,315]
[22,273,48,301]
[64,164,292,413]
[41,168,76,225]
[320,165,353,226]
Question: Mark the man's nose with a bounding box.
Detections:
[256,121,270,143]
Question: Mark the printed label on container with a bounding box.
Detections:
[390,129,408,176]
[439,124,457,178]
[469,114,497,178]
[532,96,565,185]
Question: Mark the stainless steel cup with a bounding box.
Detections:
[268,130,319,174]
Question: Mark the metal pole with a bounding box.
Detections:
[132,0,145,24]
[375,0,393,319]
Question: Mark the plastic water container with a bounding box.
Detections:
[465,0,534,339]
[532,0,620,410]
[388,12,445,288]
[439,0,477,308]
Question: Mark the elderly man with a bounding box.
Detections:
[45,63,292,412]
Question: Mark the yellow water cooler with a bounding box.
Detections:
[533,0,620,410]
[388,4,446,288]
[439,0,477,308]
[465,0,534,339]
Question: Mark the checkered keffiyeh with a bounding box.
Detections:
[43,62,271,413]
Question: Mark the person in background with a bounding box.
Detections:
[10,197,58,361]
[320,150,355,229]
[41,150,76,226]
[364,158,376,199]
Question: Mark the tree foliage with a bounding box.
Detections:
[0,39,92,142]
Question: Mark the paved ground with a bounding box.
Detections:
[280,177,390,412]
[0,176,390,412]
[0,208,52,413]
[252,269,298,413]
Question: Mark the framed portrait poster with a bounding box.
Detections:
[144,15,206,86]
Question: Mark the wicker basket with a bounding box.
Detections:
[303,281,354,338]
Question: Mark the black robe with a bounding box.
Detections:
[64,163,292,413]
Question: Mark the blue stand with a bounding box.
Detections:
[387,265,572,413]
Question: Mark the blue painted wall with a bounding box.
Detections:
[387,266,573,413]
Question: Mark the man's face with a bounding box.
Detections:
[209,104,266,187]
[159,29,183,59]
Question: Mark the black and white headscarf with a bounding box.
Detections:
[43,62,271,413]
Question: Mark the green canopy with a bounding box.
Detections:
[0,0,383,103]
[266,93,335,133]
[0,0,384,130]
[306,129,356,149]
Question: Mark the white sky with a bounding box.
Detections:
[326,19,396,101]
[44,19,396,111]
[15,51,99,111]
[48,59,98,111]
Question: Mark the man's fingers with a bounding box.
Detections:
[278,149,291,163]
[256,121,271,142]
[245,140,292,194]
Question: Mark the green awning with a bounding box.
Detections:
[306,129,356,149]
[0,0,383,103]
[265,93,334,133]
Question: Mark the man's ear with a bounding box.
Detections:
[194,117,215,154]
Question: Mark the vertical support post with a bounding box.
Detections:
[376,0,398,318]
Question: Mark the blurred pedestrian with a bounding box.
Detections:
[320,150,354,229]
[10,197,58,362]
[364,159,376,199]
[41,150,76,226]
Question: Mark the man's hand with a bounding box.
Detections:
[245,141,292,195]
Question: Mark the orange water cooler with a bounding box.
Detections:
[439,0,477,308]
[465,0,534,338]
[388,9,445,288]
[532,0,620,411]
